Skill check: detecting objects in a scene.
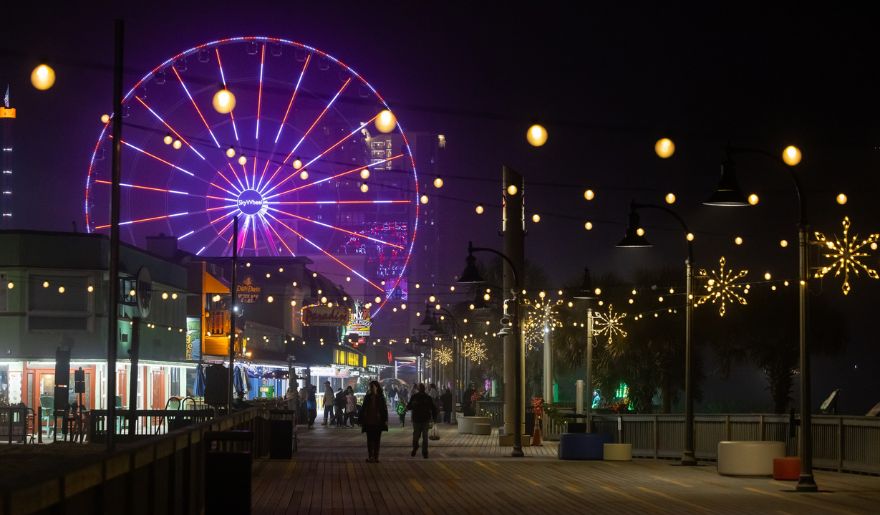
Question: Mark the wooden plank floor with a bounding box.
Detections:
[251,422,880,514]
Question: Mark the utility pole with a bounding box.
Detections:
[502,166,525,457]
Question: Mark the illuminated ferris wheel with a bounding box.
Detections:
[84,36,419,314]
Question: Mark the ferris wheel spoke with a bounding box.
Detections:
[273,54,311,145]
[254,213,279,257]
[264,77,352,187]
[134,96,207,161]
[181,208,238,242]
[263,153,404,201]
[266,206,405,250]
[197,216,236,256]
[261,213,297,257]
[94,208,215,231]
[215,48,240,142]
[117,138,238,194]
[92,178,235,202]
[255,44,265,141]
[251,215,259,255]
[260,115,377,196]
[269,199,411,205]
[171,67,221,148]
[265,212,385,293]
[225,163,247,192]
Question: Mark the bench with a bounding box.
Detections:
[457,416,491,434]
[717,441,785,476]
[558,433,611,460]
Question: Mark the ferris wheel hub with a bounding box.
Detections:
[236,189,267,216]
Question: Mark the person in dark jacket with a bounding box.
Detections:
[361,380,389,462]
[307,385,318,428]
[334,388,347,427]
[462,383,476,417]
[406,383,439,458]
[440,388,453,424]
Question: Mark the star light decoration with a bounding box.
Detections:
[695,256,749,317]
[813,216,879,295]
[522,301,563,351]
[462,337,488,364]
[434,345,453,366]
[593,304,628,345]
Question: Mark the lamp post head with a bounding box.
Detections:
[572,267,597,300]
[458,242,486,284]
[616,206,653,248]
[419,303,436,328]
[704,159,749,207]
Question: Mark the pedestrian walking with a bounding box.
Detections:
[440,388,453,424]
[400,385,410,406]
[361,380,388,463]
[407,383,438,458]
[307,385,318,428]
[345,387,357,427]
[322,381,334,425]
[390,384,399,411]
[334,388,347,427]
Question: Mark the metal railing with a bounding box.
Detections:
[0,406,272,515]
[0,405,33,444]
[476,403,880,475]
[88,409,217,442]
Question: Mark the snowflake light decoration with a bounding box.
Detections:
[593,304,627,345]
[434,345,453,366]
[522,303,563,349]
[462,337,488,364]
[813,216,879,295]
[696,256,749,317]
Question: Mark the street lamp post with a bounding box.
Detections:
[572,268,597,432]
[459,241,524,457]
[617,202,697,466]
[704,146,816,491]
[227,215,239,413]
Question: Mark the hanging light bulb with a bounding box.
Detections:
[360,183,369,193]
[655,138,675,158]
[665,193,676,204]
[782,145,802,166]
[420,195,429,204]
[30,64,56,90]
[836,193,848,205]
[212,87,236,114]
[531,214,541,223]
[433,177,444,189]
[226,147,236,158]
[526,124,548,147]
[360,169,371,180]
[748,193,760,205]
[293,158,303,170]
[163,134,173,145]
[172,139,183,150]
[299,170,309,180]
[584,189,595,201]
[584,221,593,231]
[238,155,247,166]
[100,114,111,124]
[375,109,396,133]
[475,204,485,215]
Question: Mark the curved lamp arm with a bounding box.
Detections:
[631,202,694,263]
[726,146,806,226]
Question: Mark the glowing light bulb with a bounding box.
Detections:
[291,300,297,306]
[360,183,369,193]
[531,214,541,223]
[782,145,802,166]
[212,88,236,114]
[321,297,327,304]
[238,155,247,166]
[507,184,518,196]
[594,288,602,296]
[58,286,65,294]
[764,272,772,281]
[162,134,173,145]
[299,170,309,180]
[226,147,236,158]
[375,109,396,133]
[836,193,848,205]
[293,158,303,170]
[31,64,56,90]
[267,296,274,303]
[129,289,136,297]
[748,193,760,205]
[780,239,789,248]
[172,139,182,150]
[475,204,485,215]
[87,285,93,293]
[585,221,593,231]
[433,177,444,189]
[686,232,695,241]
[655,138,675,158]
[665,193,676,204]
[360,169,370,180]
[162,292,169,300]
[584,189,595,201]
[636,228,645,237]
[734,236,743,245]
[526,124,548,147]
[100,114,110,124]
[42,281,49,288]
[375,296,382,303]
[171,293,178,300]
[420,195,429,204]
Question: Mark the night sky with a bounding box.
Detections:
[2,2,878,413]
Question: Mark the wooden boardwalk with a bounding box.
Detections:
[251,423,880,514]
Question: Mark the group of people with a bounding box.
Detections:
[360,381,440,462]
[322,382,359,427]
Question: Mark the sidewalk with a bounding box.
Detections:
[251,423,880,514]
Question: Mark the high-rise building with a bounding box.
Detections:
[0,85,15,227]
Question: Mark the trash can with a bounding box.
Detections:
[268,409,296,459]
[205,430,253,515]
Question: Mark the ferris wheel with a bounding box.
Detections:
[85,36,419,314]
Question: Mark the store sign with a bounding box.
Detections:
[302,305,351,326]
[345,301,372,336]
[334,350,366,368]
[237,276,261,304]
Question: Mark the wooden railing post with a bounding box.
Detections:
[837,417,844,472]
[653,415,659,459]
